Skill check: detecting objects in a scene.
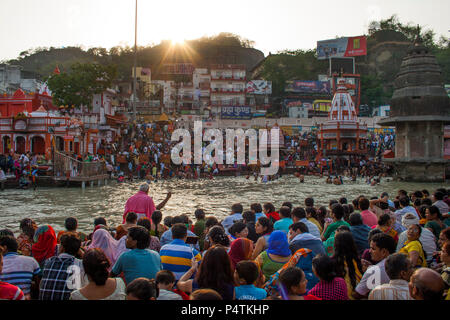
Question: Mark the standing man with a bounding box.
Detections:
[123,184,171,223]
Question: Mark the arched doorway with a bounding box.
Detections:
[15,136,25,154]
[2,136,11,154]
[31,136,45,154]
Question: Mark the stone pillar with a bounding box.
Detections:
[82,181,85,189]
[90,180,94,187]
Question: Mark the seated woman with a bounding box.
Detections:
[17,218,37,256]
[398,224,427,268]
[309,254,349,300]
[228,221,249,242]
[332,231,363,299]
[115,212,138,240]
[277,267,321,300]
[228,238,254,270]
[70,248,126,300]
[176,246,235,300]
[374,213,399,244]
[425,205,446,242]
[251,217,274,260]
[254,231,291,280]
[87,229,128,271]
[150,210,168,239]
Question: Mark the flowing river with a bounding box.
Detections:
[0,175,447,234]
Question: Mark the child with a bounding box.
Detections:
[155,270,182,300]
[126,277,158,300]
[234,261,267,300]
[277,267,321,300]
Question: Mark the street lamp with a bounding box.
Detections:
[132,0,137,123]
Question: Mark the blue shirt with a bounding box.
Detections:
[235,284,267,300]
[160,228,200,251]
[274,218,293,234]
[160,239,202,280]
[111,249,161,285]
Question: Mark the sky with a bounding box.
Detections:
[1,0,449,61]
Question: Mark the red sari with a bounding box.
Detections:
[32,225,57,264]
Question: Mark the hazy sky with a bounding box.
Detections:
[1,0,449,61]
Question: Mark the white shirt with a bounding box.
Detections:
[355,258,390,296]
[369,279,413,300]
[222,213,243,236]
[394,206,419,224]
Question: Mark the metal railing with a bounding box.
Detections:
[53,151,106,178]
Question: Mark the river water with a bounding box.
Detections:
[0,175,447,235]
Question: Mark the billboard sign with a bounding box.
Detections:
[285,80,331,94]
[221,106,252,119]
[246,80,272,94]
[317,36,367,60]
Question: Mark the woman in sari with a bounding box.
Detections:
[254,231,291,280]
[332,231,363,299]
[88,229,128,271]
[399,224,427,268]
[17,218,37,256]
[373,213,398,244]
[32,225,57,267]
[228,238,254,270]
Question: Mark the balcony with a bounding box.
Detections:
[211,100,245,106]
[210,75,246,81]
[210,88,245,94]
[177,95,194,101]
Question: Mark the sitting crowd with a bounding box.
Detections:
[0,187,449,300]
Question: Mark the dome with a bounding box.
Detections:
[389,38,450,119]
[328,81,357,122]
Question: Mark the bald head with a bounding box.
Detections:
[139,184,149,193]
[409,268,445,300]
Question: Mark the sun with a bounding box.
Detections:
[170,36,186,46]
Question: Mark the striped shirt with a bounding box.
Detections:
[0,252,40,295]
[368,279,413,300]
[159,239,202,280]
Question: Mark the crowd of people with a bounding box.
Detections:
[1,183,449,300]
[101,123,394,182]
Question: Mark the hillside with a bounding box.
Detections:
[6,33,265,81]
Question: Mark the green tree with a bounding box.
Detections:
[47,62,117,110]
[368,14,436,48]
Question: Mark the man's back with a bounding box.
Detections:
[111,249,161,285]
[123,191,156,222]
[39,253,83,300]
[160,239,201,280]
[0,253,40,297]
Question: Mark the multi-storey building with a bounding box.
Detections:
[209,64,246,118]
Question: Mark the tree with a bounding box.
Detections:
[368,14,436,48]
[47,62,117,110]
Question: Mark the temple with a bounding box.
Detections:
[318,80,368,157]
[379,37,450,182]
